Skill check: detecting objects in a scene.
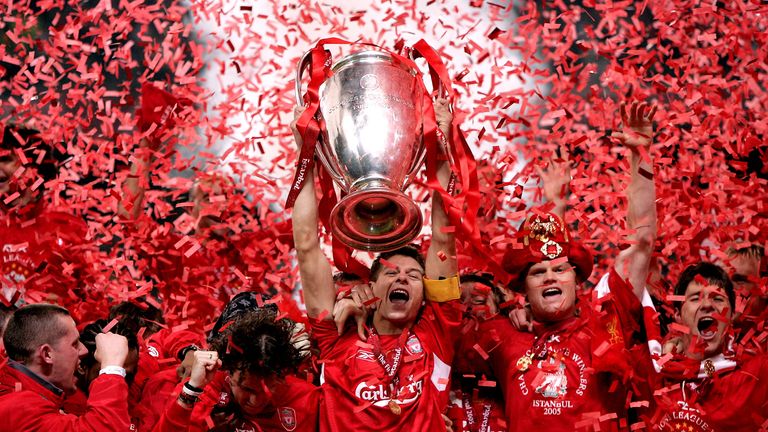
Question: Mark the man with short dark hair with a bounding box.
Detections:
[649,262,768,430]
[0,303,132,431]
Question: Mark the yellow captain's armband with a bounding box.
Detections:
[424,275,461,302]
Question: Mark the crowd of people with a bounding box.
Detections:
[0,72,766,432]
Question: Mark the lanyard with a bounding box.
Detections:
[462,391,492,432]
[367,326,414,414]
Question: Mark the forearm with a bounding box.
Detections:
[292,170,336,319]
[618,149,657,298]
[549,198,567,220]
[627,150,657,243]
[118,139,152,219]
[426,161,458,279]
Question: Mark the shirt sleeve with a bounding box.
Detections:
[37,374,132,432]
[417,277,463,366]
[598,269,644,345]
[309,317,341,358]
[147,328,204,360]
[151,375,222,432]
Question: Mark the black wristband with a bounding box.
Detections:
[178,391,198,405]
[177,344,199,361]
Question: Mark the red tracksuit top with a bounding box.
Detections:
[0,361,131,431]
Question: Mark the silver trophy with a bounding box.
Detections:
[296,49,430,252]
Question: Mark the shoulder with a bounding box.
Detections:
[39,211,87,235]
[738,353,768,375]
[0,388,61,417]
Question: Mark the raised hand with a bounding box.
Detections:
[535,146,572,212]
[434,98,453,156]
[611,101,657,150]
[187,350,221,389]
[94,332,129,368]
[333,298,368,341]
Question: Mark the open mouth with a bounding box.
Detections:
[542,287,562,298]
[697,317,717,339]
[388,288,410,304]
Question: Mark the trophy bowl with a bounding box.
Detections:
[296,49,428,252]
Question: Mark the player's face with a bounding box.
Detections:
[371,255,425,328]
[524,260,578,323]
[677,282,732,358]
[230,370,283,417]
[460,281,498,319]
[0,150,21,196]
[49,316,88,393]
[728,253,760,294]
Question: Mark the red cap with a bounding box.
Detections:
[501,212,593,291]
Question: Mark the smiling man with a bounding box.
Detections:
[0,303,132,431]
[291,99,461,431]
[480,102,658,431]
[649,262,768,431]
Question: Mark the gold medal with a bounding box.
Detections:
[516,353,533,372]
[388,399,402,415]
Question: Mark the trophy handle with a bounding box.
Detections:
[294,49,314,107]
[293,49,348,189]
[401,50,454,187]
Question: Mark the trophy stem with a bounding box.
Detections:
[330,188,423,252]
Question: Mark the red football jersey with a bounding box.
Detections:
[649,354,768,431]
[0,205,89,304]
[481,270,645,432]
[154,371,320,432]
[311,297,462,432]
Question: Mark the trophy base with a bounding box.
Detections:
[331,188,423,252]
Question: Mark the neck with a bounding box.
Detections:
[372,313,410,336]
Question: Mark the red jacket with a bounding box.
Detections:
[135,368,181,431]
[0,361,131,431]
[146,328,204,361]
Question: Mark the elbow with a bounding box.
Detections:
[635,225,657,253]
[293,228,320,254]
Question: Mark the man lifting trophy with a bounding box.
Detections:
[291,43,441,252]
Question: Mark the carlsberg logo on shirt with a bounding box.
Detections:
[354,380,423,407]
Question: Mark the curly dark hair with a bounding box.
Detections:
[108,300,165,337]
[79,319,140,371]
[208,308,304,378]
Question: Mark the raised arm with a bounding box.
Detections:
[537,146,571,219]
[612,101,658,299]
[118,138,152,219]
[425,98,458,280]
[290,107,336,319]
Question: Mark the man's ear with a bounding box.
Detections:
[38,344,55,366]
[673,308,682,324]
